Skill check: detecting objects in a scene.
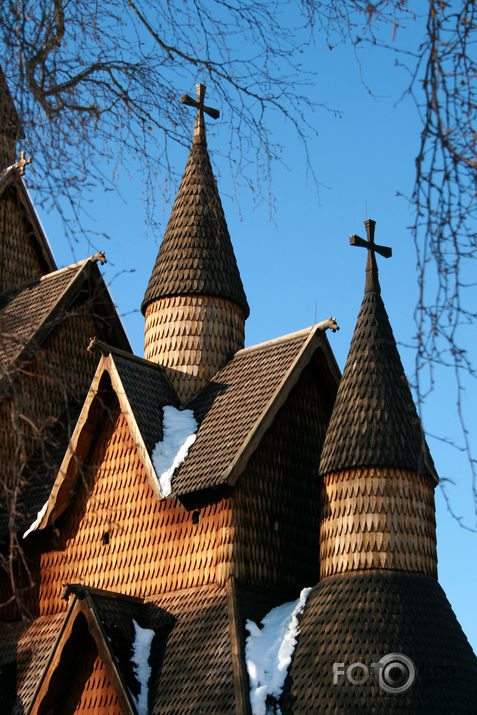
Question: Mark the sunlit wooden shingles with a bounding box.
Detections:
[38,409,234,614]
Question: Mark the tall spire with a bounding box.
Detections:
[142,84,249,401]
[320,219,432,477]
[282,219,477,713]
[318,220,436,579]
[0,66,23,169]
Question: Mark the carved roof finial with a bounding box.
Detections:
[181,84,219,145]
[13,150,32,176]
[350,219,392,294]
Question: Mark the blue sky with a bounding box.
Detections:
[32,12,476,652]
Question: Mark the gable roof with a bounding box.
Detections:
[31,323,339,530]
[0,168,56,279]
[0,255,130,371]
[35,348,179,528]
[25,585,161,714]
[141,134,249,318]
[319,246,436,480]
[0,580,254,714]
[173,324,340,495]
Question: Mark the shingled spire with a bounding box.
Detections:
[319,220,437,579]
[282,220,477,712]
[0,66,23,169]
[320,219,433,478]
[142,84,249,402]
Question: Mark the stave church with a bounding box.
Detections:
[0,70,476,713]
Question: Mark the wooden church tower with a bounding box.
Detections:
[142,85,249,402]
[0,75,476,714]
[283,221,477,711]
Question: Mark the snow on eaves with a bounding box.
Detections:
[245,587,312,715]
[131,619,155,715]
[151,405,198,497]
[23,500,49,539]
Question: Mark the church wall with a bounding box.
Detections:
[231,360,333,595]
[36,405,234,615]
[0,185,47,292]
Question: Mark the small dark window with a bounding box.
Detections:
[192,510,200,525]
[102,532,110,545]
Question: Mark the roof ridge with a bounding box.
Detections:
[236,325,316,356]
[86,338,173,374]
[39,252,105,282]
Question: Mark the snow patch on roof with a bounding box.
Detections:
[131,619,155,715]
[245,587,312,715]
[23,500,49,539]
[152,405,198,497]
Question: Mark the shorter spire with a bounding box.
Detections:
[181,84,220,145]
[320,221,434,478]
[350,219,392,294]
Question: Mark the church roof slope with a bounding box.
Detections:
[0,166,57,291]
[0,256,130,370]
[319,220,435,479]
[282,569,477,713]
[173,324,339,496]
[141,87,249,317]
[0,612,65,713]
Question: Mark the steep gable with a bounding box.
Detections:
[0,170,56,293]
[174,324,339,496]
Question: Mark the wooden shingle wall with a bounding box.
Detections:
[144,295,245,402]
[320,467,437,577]
[232,360,334,594]
[55,648,122,714]
[0,186,47,293]
[36,403,234,615]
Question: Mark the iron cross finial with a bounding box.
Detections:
[181,84,219,144]
[350,219,392,293]
[14,150,32,176]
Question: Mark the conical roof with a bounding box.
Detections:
[0,66,22,140]
[282,570,477,712]
[320,220,435,478]
[141,85,249,317]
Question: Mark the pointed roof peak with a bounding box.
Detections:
[320,222,435,479]
[181,83,220,145]
[0,66,21,131]
[350,218,392,294]
[142,84,248,317]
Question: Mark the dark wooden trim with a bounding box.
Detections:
[226,578,251,715]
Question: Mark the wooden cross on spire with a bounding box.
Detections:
[350,219,392,293]
[181,84,219,144]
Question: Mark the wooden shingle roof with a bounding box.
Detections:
[0,582,250,713]
[173,325,339,495]
[0,257,130,371]
[34,324,338,527]
[0,66,22,140]
[0,612,65,713]
[282,569,477,712]
[141,139,249,318]
[0,169,56,285]
[319,255,435,479]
